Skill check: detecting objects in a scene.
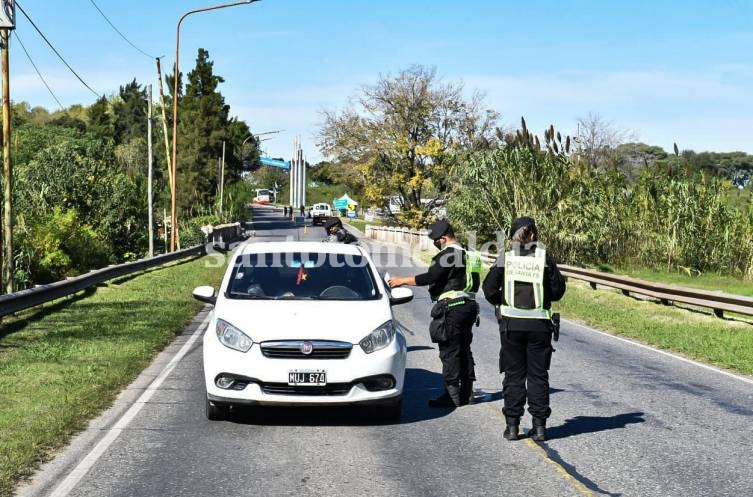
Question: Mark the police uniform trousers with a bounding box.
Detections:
[500,328,553,419]
[435,301,477,388]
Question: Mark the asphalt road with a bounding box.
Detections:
[20,206,753,497]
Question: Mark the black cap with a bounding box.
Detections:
[324,217,342,230]
[427,219,452,240]
[509,216,536,237]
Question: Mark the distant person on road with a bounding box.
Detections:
[300,205,305,217]
[323,217,358,244]
[482,216,566,441]
[388,219,481,407]
[283,206,288,217]
[288,205,293,219]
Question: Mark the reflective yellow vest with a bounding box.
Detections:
[438,242,482,301]
[498,247,552,319]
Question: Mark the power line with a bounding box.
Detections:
[12,31,65,110]
[87,0,156,60]
[15,1,101,99]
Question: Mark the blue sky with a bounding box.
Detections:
[9,0,753,161]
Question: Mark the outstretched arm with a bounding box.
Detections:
[388,275,416,287]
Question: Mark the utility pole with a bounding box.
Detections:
[147,84,154,258]
[155,58,178,249]
[220,140,225,215]
[1,0,16,294]
[155,58,173,198]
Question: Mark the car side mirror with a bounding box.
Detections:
[193,285,217,305]
[389,287,413,306]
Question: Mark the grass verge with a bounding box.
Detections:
[0,256,226,497]
[596,265,753,297]
[555,280,753,375]
[345,218,368,234]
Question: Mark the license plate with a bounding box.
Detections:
[288,370,326,386]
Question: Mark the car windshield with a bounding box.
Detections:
[226,252,379,301]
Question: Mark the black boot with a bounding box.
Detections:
[503,416,520,441]
[446,384,462,406]
[428,390,453,407]
[429,385,461,407]
[428,384,462,408]
[459,380,474,406]
[530,417,547,441]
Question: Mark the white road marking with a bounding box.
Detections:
[565,319,753,386]
[48,312,211,497]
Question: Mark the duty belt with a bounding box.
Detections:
[438,290,476,302]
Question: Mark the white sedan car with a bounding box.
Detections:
[193,241,412,421]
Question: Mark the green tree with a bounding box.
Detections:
[614,142,668,183]
[113,79,147,145]
[49,114,87,132]
[227,117,259,179]
[176,48,231,213]
[13,125,146,285]
[319,65,499,227]
[88,95,114,139]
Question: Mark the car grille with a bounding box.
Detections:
[260,382,352,396]
[260,340,353,359]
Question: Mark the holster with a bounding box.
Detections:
[550,312,561,342]
[429,300,449,343]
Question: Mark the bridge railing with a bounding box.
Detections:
[364,225,753,318]
[0,223,244,319]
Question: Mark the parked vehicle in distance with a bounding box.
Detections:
[311,203,332,225]
[193,241,413,421]
[253,189,272,204]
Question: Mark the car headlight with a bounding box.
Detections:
[359,320,395,354]
[216,319,253,352]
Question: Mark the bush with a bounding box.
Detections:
[15,207,110,287]
[449,144,753,278]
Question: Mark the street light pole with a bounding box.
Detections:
[1,28,11,293]
[240,129,283,165]
[170,0,260,251]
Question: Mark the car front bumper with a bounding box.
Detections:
[204,332,407,407]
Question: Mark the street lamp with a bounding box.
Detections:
[170,0,260,252]
[240,129,283,166]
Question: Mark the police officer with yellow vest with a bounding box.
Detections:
[389,219,482,407]
[482,216,566,441]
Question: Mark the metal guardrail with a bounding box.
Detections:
[556,265,753,318]
[364,225,753,318]
[0,222,245,319]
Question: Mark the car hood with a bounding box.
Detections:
[215,298,392,343]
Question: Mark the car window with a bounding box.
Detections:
[227,252,380,301]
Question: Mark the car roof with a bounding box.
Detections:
[236,241,363,256]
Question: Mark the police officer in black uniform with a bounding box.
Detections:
[482,216,566,441]
[389,219,481,407]
[323,217,358,244]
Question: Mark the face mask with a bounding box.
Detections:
[433,238,443,250]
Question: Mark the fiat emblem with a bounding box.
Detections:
[300,341,314,355]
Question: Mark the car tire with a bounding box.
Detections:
[205,396,228,421]
[375,399,402,422]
